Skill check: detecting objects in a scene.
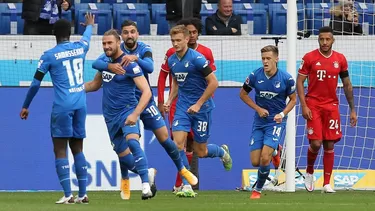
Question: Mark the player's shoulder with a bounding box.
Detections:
[278,69,294,81]
[332,50,347,60]
[251,67,264,76]
[303,49,319,59]
[166,47,176,57]
[197,44,212,54]
[137,41,152,51]
[125,62,142,74]
[190,48,205,59]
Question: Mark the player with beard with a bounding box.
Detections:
[157,18,216,193]
[298,26,357,193]
[92,22,197,200]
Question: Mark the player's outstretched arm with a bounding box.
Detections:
[297,74,312,120]
[341,75,357,126]
[165,77,178,113]
[79,13,95,50]
[85,72,102,93]
[136,50,153,74]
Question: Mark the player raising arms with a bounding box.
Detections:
[298,26,357,193]
[20,13,94,204]
[164,25,232,197]
[92,21,197,200]
[240,45,296,199]
[158,18,216,193]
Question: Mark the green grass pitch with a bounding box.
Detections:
[0,190,374,211]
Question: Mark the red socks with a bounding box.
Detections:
[306,146,319,174]
[323,149,334,186]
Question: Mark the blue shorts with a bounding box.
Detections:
[140,101,166,131]
[106,109,140,154]
[172,108,211,143]
[50,107,86,138]
[249,122,286,152]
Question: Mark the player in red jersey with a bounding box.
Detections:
[297,26,357,193]
[157,18,216,193]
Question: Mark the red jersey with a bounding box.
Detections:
[298,49,348,105]
[158,44,216,104]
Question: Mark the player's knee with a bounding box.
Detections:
[260,154,272,166]
[186,139,194,152]
[310,141,321,151]
[251,160,260,167]
[154,127,169,143]
[118,148,131,157]
[195,149,207,158]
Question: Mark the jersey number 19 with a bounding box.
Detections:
[62,58,84,86]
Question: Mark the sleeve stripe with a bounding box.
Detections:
[298,72,308,76]
[161,68,169,73]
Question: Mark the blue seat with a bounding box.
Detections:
[0,3,23,34]
[306,3,332,35]
[233,3,267,34]
[355,3,375,34]
[112,3,150,34]
[258,0,286,4]
[152,4,168,35]
[74,3,112,35]
[102,0,137,4]
[268,3,305,35]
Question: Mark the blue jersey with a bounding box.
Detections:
[121,41,153,101]
[37,30,91,111]
[168,48,215,113]
[243,67,295,124]
[98,53,143,123]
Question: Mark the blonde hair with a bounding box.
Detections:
[169,25,190,37]
[261,45,279,56]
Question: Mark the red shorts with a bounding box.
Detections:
[306,103,342,142]
[169,100,194,140]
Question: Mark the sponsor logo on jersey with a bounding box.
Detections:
[175,72,188,82]
[102,71,115,82]
[316,62,321,66]
[133,66,141,74]
[299,60,304,69]
[245,77,250,85]
[37,60,43,68]
[257,80,264,84]
[259,91,278,99]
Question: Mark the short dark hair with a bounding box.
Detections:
[121,20,138,30]
[261,45,279,56]
[176,18,203,34]
[103,29,121,41]
[53,19,71,39]
[319,26,334,34]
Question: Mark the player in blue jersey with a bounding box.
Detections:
[164,25,232,197]
[85,29,175,200]
[239,45,297,199]
[91,21,197,199]
[20,13,94,204]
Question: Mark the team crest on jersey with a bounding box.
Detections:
[333,61,339,69]
[102,71,115,82]
[185,61,189,68]
[274,81,281,88]
[175,72,188,82]
[307,127,314,135]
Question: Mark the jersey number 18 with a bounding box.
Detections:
[62,58,84,86]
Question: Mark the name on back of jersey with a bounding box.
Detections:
[102,71,115,82]
[54,48,84,60]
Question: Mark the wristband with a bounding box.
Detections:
[279,112,285,118]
